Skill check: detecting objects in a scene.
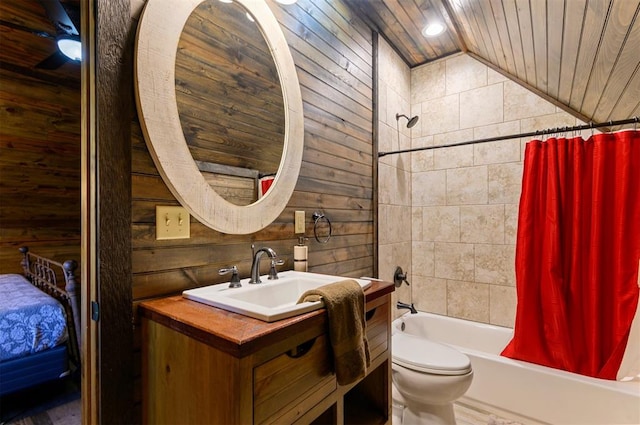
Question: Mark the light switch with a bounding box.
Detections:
[156,206,190,240]
[295,210,305,234]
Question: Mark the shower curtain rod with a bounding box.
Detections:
[378,116,639,157]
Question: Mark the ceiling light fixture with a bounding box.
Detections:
[423,22,445,37]
[57,34,82,61]
[275,0,297,4]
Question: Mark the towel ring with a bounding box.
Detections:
[312,211,332,244]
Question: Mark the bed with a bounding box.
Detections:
[0,247,80,396]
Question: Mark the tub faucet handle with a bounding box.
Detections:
[394,266,410,287]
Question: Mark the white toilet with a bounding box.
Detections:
[392,332,473,425]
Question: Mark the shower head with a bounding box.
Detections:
[396,113,419,128]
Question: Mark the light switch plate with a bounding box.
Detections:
[156,206,190,240]
[295,210,305,234]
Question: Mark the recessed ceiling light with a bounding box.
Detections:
[275,0,297,4]
[423,22,445,37]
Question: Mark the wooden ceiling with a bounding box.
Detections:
[1,0,639,123]
[347,0,640,123]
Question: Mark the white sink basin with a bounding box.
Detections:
[182,271,372,322]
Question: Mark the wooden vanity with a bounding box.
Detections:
[139,280,394,424]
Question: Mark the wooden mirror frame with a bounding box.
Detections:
[134,0,303,234]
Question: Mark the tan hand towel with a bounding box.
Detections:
[297,279,370,385]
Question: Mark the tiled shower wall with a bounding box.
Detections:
[377,37,412,316]
[410,53,588,327]
[379,45,589,326]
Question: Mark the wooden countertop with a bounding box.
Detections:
[139,279,394,358]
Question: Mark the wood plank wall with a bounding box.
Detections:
[131,0,374,417]
[0,8,81,273]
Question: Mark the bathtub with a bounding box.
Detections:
[392,312,640,425]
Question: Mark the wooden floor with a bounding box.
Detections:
[5,399,80,425]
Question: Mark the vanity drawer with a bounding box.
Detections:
[366,299,389,362]
[253,334,336,424]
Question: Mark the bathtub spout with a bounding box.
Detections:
[397,301,417,314]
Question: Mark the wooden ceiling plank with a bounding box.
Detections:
[501,0,527,81]
[437,0,469,53]
[488,0,518,77]
[568,0,611,114]
[530,0,548,92]
[467,0,501,68]
[581,0,640,118]
[447,0,480,53]
[557,0,588,105]
[605,63,640,121]
[412,0,461,59]
[348,0,422,65]
[477,0,509,71]
[458,0,494,62]
[383,0,440,59]
[515,0,537,86]
[546,0,565,100]
[594,12,640,121]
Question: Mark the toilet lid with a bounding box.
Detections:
[392,333,472,376]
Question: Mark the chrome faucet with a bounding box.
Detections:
[249,246,278,284]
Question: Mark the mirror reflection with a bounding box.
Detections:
[175,0,285,206]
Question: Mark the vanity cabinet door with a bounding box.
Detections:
[366,299,390,362]
[253,334,336,424]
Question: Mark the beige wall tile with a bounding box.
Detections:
[412,241,434,277]
[487,67,508,85]
[447,280,490,322]
[520,111,577,134]
[504,80,556,121]
[423,206,460,242]
[433,128,475,146]
[419,94,460,136]
[378,163,411,206]
[445,54,487,95]
[460,205,504,244]
[434,242,475,281]
[412,60,446,103]
[412,149,434,171]
[475,244,516,286]
[412,207,423,241]
[379,205,411,244]
[474,138,521,165]
[504,203,519,244]
[490,285,516,327]
[460,84,504,128]
[413,276,447,315]
[434,144,474,169]
[413,170,447,206]
[378,241,411,283]
[488,162,523,204]
[446,166,488,205]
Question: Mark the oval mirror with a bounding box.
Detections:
[135,0,303,234]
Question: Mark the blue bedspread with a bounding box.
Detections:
[0,274,68,362]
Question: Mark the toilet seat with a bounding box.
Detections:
[392,333,472,376]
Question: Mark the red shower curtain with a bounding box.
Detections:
[501,130,640,379]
